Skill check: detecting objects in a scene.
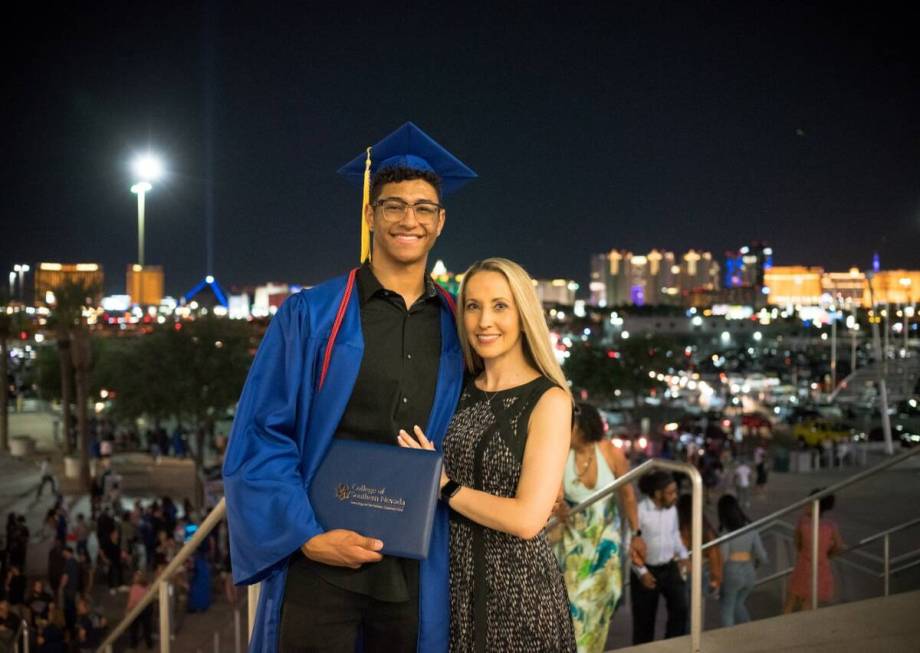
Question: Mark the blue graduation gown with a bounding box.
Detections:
[223,272,464,653]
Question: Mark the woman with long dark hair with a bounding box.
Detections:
[717,494,767,626]
[676,494,721,630]
[553,403,641,652]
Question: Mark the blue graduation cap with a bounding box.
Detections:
[338,122,477,262]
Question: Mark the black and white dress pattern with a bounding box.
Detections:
[443,376,576,653]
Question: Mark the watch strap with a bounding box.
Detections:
[441,479,461,503]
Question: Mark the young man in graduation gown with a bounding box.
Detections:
[222,122,476,653]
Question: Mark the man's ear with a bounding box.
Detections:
[436,210,446,237]
[364,202,375,232]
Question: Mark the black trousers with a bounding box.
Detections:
[630,562,688,645]
[279,563,418,653]
[129,606,154,649]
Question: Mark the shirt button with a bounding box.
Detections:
[402,397,408,404]
[407,353,413,359]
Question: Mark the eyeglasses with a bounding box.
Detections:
[373,198,443,222]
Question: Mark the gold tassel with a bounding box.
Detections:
[360,147,372,263]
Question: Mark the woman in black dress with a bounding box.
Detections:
[399,257,575,652]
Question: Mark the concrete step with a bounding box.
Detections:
[613,589,920,652]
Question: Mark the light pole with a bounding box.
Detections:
[13,264,29,301]
[130,154,163,305]
[830,308,838,389]
[130,182,152,267]
[900,278,913,356]
[867,273,894,455]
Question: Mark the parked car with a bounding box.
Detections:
[792,419,854,446]
[860,422,920,448]
[742,413,773,430]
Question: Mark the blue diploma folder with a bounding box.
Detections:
[309,439,443,560]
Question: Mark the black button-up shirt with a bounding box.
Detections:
[300,263,442,602]
[336,264,442,444]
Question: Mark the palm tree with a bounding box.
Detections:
[0,289,32,453]
[50,280,99,489]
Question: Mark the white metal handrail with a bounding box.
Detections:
[753,513,920,599]
[547,457,704,653]
[559,445,920,618]
[707,444,920,608]
[703,445,920,552]
[96,497,227,653]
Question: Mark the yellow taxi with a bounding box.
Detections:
[792,419,853,446]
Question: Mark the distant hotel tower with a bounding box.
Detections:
[590,249,720,307]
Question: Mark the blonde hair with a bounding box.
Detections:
[457,258,571,399]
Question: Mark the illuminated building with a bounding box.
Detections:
[592,249,720,306]
[763,266,823,306]
[765,268,920,308]
[251,283,295,317]
[867,270,920,305]
[724,242,772,289]
[126,264,164,306]
[34,262,104,306]
[822,268,867,308]
[534,278,578,306]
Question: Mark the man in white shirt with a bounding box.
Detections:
[631,471,689,645]
[734,460,752,508]
[36,456,57,498]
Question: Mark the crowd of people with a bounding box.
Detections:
[551,421,846,651]
[0,480,232,653]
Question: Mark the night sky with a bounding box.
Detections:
[4,2,918,297]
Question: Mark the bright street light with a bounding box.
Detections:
[12,264,29,301]
[132,154,164,183]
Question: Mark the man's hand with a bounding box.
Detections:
[639,571,657,589]
[629,535,647,563]
[301,530,384,569]
[629,547,645,567]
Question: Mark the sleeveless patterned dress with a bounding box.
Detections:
[554,445,624,653]
[443,376,576,653]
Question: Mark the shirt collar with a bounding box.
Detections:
[356,262,438,306]
[641,496,667,512]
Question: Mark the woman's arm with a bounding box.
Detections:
[752,531,768,566]
[601,440,647,561]
[601,442,639,532]
[402,387,571,540]
[829,523,846,557]
[450,388,571,539]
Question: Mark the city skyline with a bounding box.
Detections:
[3,3,918,296]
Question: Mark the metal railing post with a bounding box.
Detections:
[811,499,820,611]
[21,619,30,653]
[234,607,242,653]
[776,532,786,611]
[95,499,228,653]
[160,581,172,653]
[248,583,261,641]
[883,533,890,596]
[214,631,220,653]
[689,465,703,653]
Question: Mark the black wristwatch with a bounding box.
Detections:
[440,479,461,503]
[632,529,643,538]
